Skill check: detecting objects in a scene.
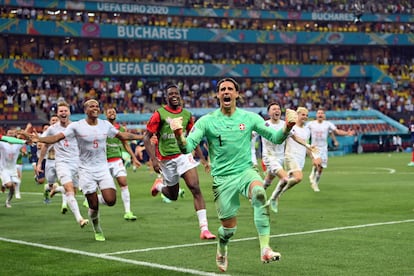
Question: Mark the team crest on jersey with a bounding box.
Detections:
[239,123,245,130]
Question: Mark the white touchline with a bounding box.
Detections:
[375,167,395,173]
[0,236,230,276]
[2,219,413,275]
[104,219,414,256]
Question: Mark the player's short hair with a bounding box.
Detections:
[267,102,281,111]
[216,78,240,92]
[165,83,180,97]
[83,99,99,109]
[105,107,117,114]
[297,107,309,114]
[57,101,69,110]
[166,83,179,91]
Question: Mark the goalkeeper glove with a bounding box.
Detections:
[285,109,298,129]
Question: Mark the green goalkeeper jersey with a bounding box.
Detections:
[183,108,288,177]
[106,124,125,159]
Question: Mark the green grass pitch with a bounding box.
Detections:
[1,152,413,275]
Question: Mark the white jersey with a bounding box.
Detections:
[43,122,79,163]
[307,120,337,150]
[0,142,24,171]
[251,131,258,166]
[40,130,53,158]
[261,120,286,159]
[63,119,118,173]
[285,124,310,169]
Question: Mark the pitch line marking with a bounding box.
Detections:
[0,236,229,276]
[375,167,396,173]
[105,219,414,256]
[1,219,413,275]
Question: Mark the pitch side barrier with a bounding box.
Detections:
[69,109,408,154]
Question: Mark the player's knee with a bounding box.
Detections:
[251,185,267,206]
[295,175,303,183]
[106,198,116,206]
[187,184,201,196]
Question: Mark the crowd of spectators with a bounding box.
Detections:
[2,3,414,34]
[186,0,413,14]
[0,75,412,121]
[2,4,414,79]
[1,1,413,135]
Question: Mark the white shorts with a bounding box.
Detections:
[160,153,199,186]
[1,168,20,186]
[108,158,127,178]
[262,155,284,176]
[56,161,79,187]
[45,159,57,184]
[78,168,116,195]
[319,148,328,168]
[284,154,304,174]
[16,164,23,175]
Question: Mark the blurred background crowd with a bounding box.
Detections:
[0,0,413,145]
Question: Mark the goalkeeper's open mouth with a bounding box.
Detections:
[222,96,231,106]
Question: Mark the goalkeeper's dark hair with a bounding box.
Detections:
[216,78,240,92]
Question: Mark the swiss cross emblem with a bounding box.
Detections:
[239,124,245,130]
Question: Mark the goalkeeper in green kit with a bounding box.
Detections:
[169,78,298,272]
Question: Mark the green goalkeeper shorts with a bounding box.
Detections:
[212,167,262,220]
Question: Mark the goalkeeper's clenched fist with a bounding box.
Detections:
[169,117,186,146]
[169,116,183,131]
[285,108,298,129]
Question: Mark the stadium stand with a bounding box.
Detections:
[0,0,412,152]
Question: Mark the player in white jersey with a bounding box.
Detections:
[32,123,50,185]
[39,101,89,228]
[263,106,320,213]
[30,99,143,241]
[261,103,288,190]
[15,148,26,199]
[0,129,28,208]
[251,131,259,168]
[14,123,32,199]
[38,115,67,210]
[307,109,354,192]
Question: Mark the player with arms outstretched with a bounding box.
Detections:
[170,78,297,272]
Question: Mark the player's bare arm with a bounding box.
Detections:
[121,139,141,168]
[143,131,161,173]
[36,143,51,175]
[116,132,143,142]
[31,131,65,145]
